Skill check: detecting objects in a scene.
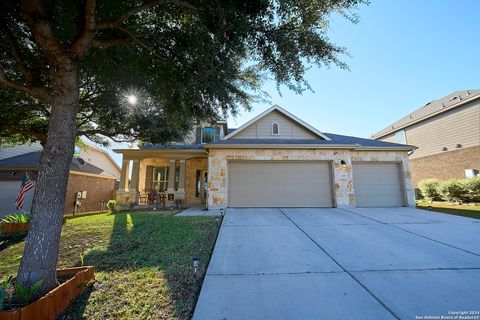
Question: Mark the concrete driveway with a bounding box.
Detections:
[193,207,480,320]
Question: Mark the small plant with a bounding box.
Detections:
[14,279,44,306]
[438,179,467,203]
[465,177,480,203]
[0,275,13,311]
[175,199,183,209]
[1,213,32,224]
[418,179,441,202]
[106,200,116,214]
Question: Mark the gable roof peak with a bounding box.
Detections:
[223,105,331,140]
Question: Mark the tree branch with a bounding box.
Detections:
[0,17,37,84]
[0,69,51,102]
[92,37,131,48]
[78,129,137,143]
[96,0,198,30]
[1,125,47,145]
[20,0,68,65]
[70,0,97,58]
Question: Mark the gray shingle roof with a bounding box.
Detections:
[0,151,106,175]
[372,89,480,139]
[206,133,411,149]
[140,144,205,150]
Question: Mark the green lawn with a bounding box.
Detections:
[0,211,220,319]
[416,201,480,220]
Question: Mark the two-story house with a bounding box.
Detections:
[114,105,416,210]
[373,90,480,185]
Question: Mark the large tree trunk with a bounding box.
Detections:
[16,61,79,295]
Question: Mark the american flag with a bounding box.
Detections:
[15,173,34,210]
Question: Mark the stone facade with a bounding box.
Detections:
[207,148,415,209]
[410,145,480,185]
[116,156,208,209]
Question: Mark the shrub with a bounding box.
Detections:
[106,200,116,213]
[464,177,480,203]
[418,179,441,201]
[1,213,31,224]
[414,188,423,200]
[437,179,468,203]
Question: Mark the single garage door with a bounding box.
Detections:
[228,161,333,207]
[352,162,405,207]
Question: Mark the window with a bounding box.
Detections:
[152,166,169,191]
[395,130,407,144]
[174,162,180,191]
[271,122,279,135]
[201,127,215,143]
[195,170,201,197]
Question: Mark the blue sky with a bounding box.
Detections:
[106,0,480,165]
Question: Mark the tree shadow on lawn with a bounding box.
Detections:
[0,233,27,252]
[65,212,219,320]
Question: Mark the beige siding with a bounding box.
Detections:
[402,101,480,159]
[80,148,121,178]
[379,134,397,144]
[231,110,319,139]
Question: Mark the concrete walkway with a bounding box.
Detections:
[193,207,480,320]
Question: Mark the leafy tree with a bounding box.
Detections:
[0,0,364,295]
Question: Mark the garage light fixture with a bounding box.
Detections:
[340,160,347,168]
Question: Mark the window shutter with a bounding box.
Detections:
[195,127,202,144]
[145,166,153,192]
[214,127,221,141]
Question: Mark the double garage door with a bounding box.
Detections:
[228,161,405,207]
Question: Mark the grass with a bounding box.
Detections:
[0,210,220,319]
[416,201,480,220]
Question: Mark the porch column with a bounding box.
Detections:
[119,158,130,192]
[178,160,186,192]
[167,159,176,192]
[130,160,140,191]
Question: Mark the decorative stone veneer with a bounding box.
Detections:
[207,148,415,209]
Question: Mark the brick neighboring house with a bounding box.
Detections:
[0,143,119,217]
[372,90,480,185]
[115,105,416,210]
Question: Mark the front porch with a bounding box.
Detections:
[114,148,208,210]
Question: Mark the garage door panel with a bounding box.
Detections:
[229,162,333,207]
[353,162,404,207]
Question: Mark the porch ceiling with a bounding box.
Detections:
[113,149,208,160]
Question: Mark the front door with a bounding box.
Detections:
[200,171,208,204]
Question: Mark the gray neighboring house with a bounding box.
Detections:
[372,90,480,185]
[115,105,416,209]
[0,144,118,217]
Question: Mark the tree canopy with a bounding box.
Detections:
[0,0,363,146]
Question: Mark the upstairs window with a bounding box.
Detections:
[271,122,279,135]
[395,129,407,144]
[201,127,215,143]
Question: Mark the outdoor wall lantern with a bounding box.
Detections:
[192,256,200,275]
[340,160,347,168]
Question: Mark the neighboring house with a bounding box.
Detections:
[372,90,480,185]
[0,143,118,217]
[115,105,415,209]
